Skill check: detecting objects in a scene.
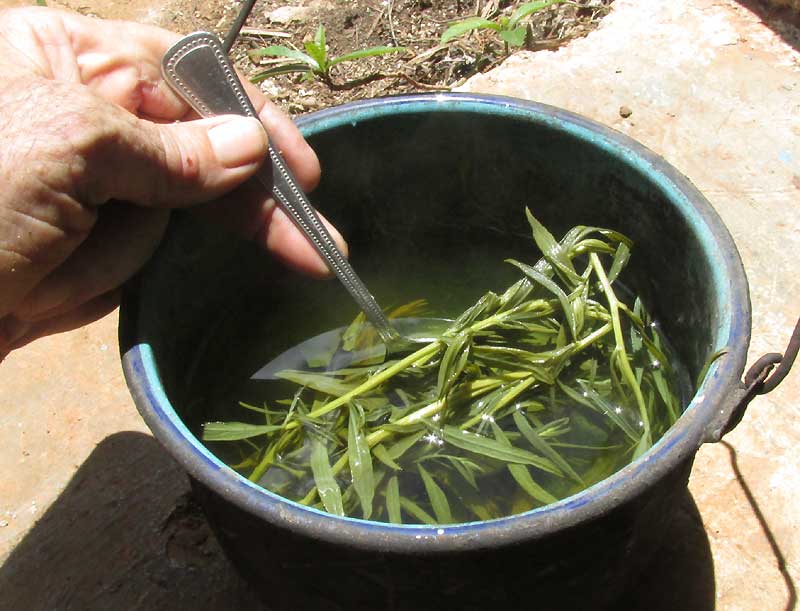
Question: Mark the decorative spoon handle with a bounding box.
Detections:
[161,32,397,342]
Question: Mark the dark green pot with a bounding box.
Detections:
[120,93,751,610]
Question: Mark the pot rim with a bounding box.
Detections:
[120,92,751,554]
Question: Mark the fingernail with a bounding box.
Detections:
[208,116,268,169]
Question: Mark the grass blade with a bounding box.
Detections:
[277,370,357,397]
[506,258,577,340]
[386,476,402,524]
[331,46,407,66]
[418,465,453,523]
[399,496,437,525]
[373,444,403,470]
[202,421,282,441]
[348,405,374,519]
[441,17,499,44]
[510,0,566,27]
[442,426,562,475]
[513,411,583,484]
[508,464,558,505]
[310,438,344,516]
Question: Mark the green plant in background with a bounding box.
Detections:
[249,24,406,89]
[441,0,566,55]
[202,210,687,525]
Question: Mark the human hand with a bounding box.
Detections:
[0,7,346,359]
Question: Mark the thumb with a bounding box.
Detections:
[79,112,269,207]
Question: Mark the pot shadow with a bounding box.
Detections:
[736,0,800,51]
[0,431,721,610]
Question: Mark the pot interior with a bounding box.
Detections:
[130,95,743,493]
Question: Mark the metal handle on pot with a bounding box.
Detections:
[160,32,397,342]
[705,316,800,441]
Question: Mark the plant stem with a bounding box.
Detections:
[589,253,652,445]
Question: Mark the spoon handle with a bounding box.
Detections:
[161,32,396,342]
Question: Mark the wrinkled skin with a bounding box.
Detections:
[0,7,347,361]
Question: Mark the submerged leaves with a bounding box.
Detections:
[203,209,685,524]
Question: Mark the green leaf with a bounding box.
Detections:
[440,455,482,489]
[418,465,453,523]
[276,370,357,397]
[490,420,558,506]
[505,259,577,340]
[386,431,425,459]
[509,0,566,28]
[315,24,326,51]
[500,27,527,47]
[250,63,314,82]
[695,348,728,389]
[441,17,500,44]
[513,411,583,484]
[437,331,472,398]
[508,464,558,505]
[373,444,403,470]
[249,45,319,69]
[330,46,407,66]
[348,405,374,519]
[202,421,282,441]
[386,476,402,524]
[310,438,344,516]
[607,242,631,284]
[399,496,437,525]
[524,208,580,283]
[441,426,562,475]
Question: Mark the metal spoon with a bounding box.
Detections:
[160,32,443,377]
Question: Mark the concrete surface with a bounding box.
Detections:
[0,0,798,609]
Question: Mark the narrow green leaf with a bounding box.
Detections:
[348,405,374,519]
[508,464,558,505]
[399,496,437,525]
[315,24,326,53]
[249,45,318,69]
[607,242,631,284]
[513,411,583,484]
[304,42,328,72]
[510,0,566,28]
[441,455,481,489]
[500,27,527,47]
[441,17,500,44]
[385,431,425,459]
[310,438,344,516]
[437,331,472,398]
[525,208,580,283]
[386,476,402,524]
[330,46,407,66]
[276,370,357,397]
[373,444,403,470]
[696,348,728,389]
[418,465,453,523]
[202,421,282,441]
[441,426,562,475]
[506,258,577,340]
[250,63,313,82]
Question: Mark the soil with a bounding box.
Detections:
[235,0,613,114]
[143,0,614,115]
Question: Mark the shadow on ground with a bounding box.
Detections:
[0,432,718,611]
[738,0,800,51]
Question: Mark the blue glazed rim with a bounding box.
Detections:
[120,93,751,554]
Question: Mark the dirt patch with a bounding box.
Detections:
[224,0,614,114]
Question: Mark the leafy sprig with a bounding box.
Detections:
[249,25,407,90]
[441,0,567,55]
[203,210,683,524]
